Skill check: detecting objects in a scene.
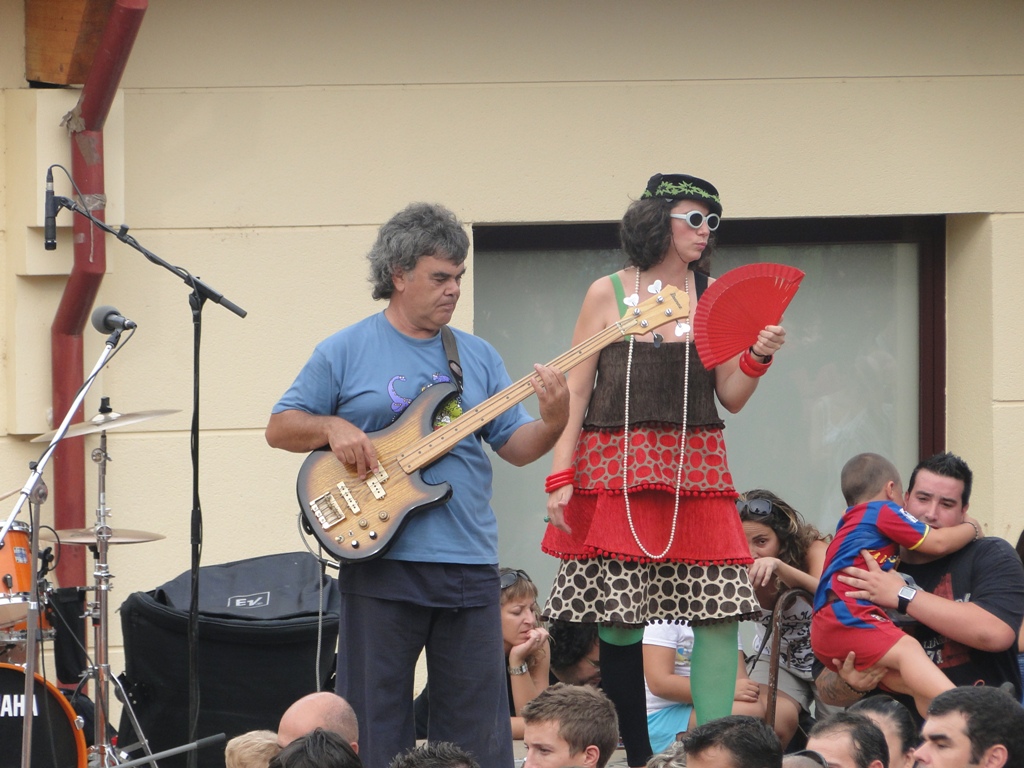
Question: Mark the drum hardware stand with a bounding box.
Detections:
[1,327,125,768]
[81,423,161,768]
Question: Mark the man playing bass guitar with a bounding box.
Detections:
[266,202,569,768]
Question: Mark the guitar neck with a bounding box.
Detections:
[398,311,660,473]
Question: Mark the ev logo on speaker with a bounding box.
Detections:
[228,591,270,609]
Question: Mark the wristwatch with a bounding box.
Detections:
[897,585,918,614]
[508,662,529,676]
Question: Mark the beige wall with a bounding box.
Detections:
[2,0,1023,682]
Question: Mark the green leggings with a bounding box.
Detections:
[599,620,738,725]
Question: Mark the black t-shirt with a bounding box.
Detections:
[898,536,1024,694]
[811,537,1024,708]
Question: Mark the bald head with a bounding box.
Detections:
[277,693,358,752]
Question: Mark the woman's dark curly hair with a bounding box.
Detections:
[738,489,828,570]
[619,197,714,275]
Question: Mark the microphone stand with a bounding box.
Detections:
[52,195,247,767]
[2,328,124,768]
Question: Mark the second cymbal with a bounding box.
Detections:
[31,409,180,443]
[42,527,166,545]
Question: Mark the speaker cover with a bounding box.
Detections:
[117,552,339,768]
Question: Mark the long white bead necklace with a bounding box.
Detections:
[622,266,691,560]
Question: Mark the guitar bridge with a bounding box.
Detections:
[309,492,345,529]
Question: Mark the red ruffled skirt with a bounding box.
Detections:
[541,425,752,565]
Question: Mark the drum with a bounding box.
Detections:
[0,601,56,644]
[0,522,34,626]
[0,662,86,768]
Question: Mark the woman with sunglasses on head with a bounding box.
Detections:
[413,567,549,740]
[739,489,830,746]
[541,173,786,767]
[500,567,551,738]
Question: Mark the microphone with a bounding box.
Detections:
[91,305,137,333]
[44,168,57,250]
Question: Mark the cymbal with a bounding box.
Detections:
[31,409,180,443]
[41,527,166,545]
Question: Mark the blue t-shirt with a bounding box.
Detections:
[273,311,532,564]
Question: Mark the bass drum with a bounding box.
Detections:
[0,662,86,768]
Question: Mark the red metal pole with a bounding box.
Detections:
[50,0,147,588]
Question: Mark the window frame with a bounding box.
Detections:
[473,215,946,459]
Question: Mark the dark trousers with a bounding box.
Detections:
[336,592,513,768]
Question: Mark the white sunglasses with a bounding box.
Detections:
[670,210,721,231]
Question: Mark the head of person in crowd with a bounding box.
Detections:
[548,619,601,686]
[387,741,480,768]
[905,452,972,526]
[783,752,830,768]
[915,685,1024,768]
[367,201,470,301]
[806,711,889,768]
[621,172,723,276]
[840,453,904,509]
[849,695,918,768]
[738,489,826,572]
[646,739,687,768]
[277,692,359,752]
[226,730,281,768]
[522,683,619,768]
[682,715,782,768]
[501,567,543,659]
[269,729,362,768]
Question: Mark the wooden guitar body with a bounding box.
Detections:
[296,382,459,562]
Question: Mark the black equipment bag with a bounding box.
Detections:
[117,552,339,768]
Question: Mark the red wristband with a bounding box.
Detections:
[545,469,575,494]
[739,349,772,378]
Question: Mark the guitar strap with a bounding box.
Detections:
[440,325,464,394]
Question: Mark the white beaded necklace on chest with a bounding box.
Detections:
[622,267,691,560]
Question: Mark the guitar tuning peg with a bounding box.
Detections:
[652,333,663,348]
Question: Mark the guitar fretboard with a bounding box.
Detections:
[397,287,685,472]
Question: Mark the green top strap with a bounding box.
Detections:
[608,272,627,316]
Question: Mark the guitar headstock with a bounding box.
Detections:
[618,283,689,337]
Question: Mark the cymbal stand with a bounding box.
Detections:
[84,426,159,767]
[4,328,124,768]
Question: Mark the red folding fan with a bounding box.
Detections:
[693,262,805,369]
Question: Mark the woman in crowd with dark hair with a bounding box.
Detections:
[541,173,786,766]
[849,695,918,768]
[739,489,830,746]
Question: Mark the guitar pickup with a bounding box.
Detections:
[335,482,361,514]
[309,492,345,529]
[372,463,389,482]
[365,476,386,500]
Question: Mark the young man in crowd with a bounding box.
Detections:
[521,683,619,768]
[914,686,1024,768]
[818,453,1024,706]
[682,715,782,768]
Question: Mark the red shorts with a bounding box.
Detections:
[811,601,906,671]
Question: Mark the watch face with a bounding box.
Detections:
[899,586,917,600]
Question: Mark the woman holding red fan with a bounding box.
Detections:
[540,173,786,766]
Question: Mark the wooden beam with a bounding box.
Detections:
[25,0,117,85]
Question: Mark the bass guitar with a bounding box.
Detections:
[297,283,688,562]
